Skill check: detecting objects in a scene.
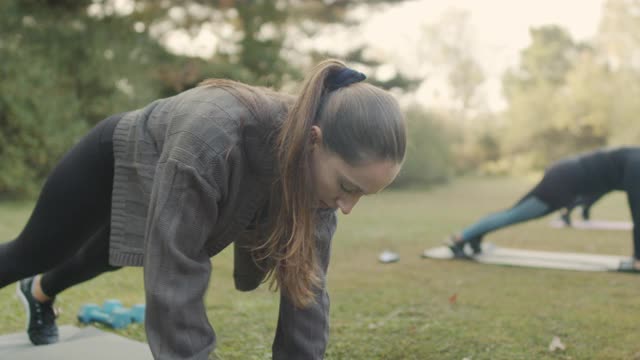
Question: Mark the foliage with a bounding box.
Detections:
[596,0,640,145]
[499,26,610,171]
[597,0,640,70]
[491,1,640,174]
[7,0,640,194]
[0,0,419,197]
[0,1,181,195]
[392,105,453,187]
[453,114,503,175]
[607,69,640,145]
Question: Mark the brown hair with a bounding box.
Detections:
[200,60,406,308]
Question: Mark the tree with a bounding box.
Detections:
[500,25,600,169]
[0,0,416,196]
[596,0,640,144]
[419,9,486,119]
[597,0,640,70]
[503,26,577,97]
[85,0,412,89]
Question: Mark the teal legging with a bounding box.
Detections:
[460,196,552,242]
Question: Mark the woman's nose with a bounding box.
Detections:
[336,195,361,215]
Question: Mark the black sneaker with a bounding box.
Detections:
[445,236,471,259]
[468,236,483,255]
[16,277,59,345]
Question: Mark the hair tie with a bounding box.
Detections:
[326,67,366,91]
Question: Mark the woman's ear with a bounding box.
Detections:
[310,125,323,147]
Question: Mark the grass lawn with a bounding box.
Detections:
[1,176,639,359]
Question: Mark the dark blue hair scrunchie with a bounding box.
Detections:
[325,67,366,91]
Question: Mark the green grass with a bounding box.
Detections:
[1,176,639,359]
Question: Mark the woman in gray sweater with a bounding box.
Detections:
[0,59,407,359]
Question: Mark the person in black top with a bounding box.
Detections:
[446,147,640,271]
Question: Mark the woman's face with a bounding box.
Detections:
[309,126,401,215]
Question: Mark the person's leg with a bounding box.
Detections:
[581,192,606,221]
[2,114,120,345]
[41,224,122,297]
[448,195,555,257]
[561,205,574,226]
[448,160,581,257]
[15,224,122,346]
[581,205,591,221]
[460,196,553,241]
[0,115,119,288]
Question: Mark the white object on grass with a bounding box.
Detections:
[378,250,399,263]
[548,336,566,352]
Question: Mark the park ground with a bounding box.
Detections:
[1,176,639,359]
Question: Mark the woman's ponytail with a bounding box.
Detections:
[262,60,348,308]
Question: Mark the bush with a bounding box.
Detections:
[0,2,177,196]
[392,105,454,188]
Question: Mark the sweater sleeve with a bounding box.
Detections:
[272,209,338,359]
[143,158,221,360]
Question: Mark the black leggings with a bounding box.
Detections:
[0,114,123,297]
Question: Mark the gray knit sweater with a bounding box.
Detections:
[109,85,337,359]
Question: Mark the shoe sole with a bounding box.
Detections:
[15,281,32,336]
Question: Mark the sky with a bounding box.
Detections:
[357,0,606,111]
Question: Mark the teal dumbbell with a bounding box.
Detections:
[127,304,146,323]
[102,299,145,323]
[77,304,132,329]
[102,299,123,314]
